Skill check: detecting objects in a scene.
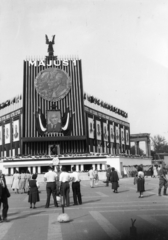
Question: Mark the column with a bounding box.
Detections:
[81,164,84,171]
[76,165,79,172]
[102,164,105,170]
[92,164,96,170]
[148,140,151,157]
[28,167,31,173]
[145,140,149,157]
[97,164,100,171]
[137,141,139,155]
[33,167,36,174]
[11,168,14,175]
[135,142,138,155]
[37,166,41,174]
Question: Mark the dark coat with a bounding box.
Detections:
[0,174,7,199]
[110,171,119,183]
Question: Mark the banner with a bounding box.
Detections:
[0,126,2,145]
[121,128,125,144]
[103,122,108,142]
[13,120,19,142]
[96,120,101,140]
[88,118,94,139]
[126,129,129,145]
[115,126,119,143]
[109,124,114,143]
[5,123,10,144]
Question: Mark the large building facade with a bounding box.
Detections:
[0,38,133,174]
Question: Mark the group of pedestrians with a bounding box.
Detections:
[11,170,31,194]
[88,167,99,188]
[105,166,119,193]
[43,166,82,208]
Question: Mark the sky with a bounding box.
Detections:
[0,0,168,146]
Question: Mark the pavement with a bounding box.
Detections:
[1,177,168,240]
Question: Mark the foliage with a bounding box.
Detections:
[151,135,168,153]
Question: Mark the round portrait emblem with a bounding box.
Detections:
[35,68,72,102]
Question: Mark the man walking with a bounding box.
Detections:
[71,167,82,205]
[44,166,58,208]
[0,170,9,222]
[88,167,95,188]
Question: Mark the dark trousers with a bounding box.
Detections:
[72,182,82,205]
[60,182,70,206]
[0,195,9,220]
[45,182,58,207]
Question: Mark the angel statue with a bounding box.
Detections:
[45,35,55,56]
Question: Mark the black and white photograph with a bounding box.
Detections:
[0,0,168,239]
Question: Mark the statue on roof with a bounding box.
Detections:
[45,35,55,56]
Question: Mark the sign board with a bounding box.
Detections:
[52,157,59,166]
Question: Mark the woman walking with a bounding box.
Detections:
[24,170,31,193]
[110,168,119,193]
[11,170,20,194]
[28,174,40,209]
[137,165,145,198]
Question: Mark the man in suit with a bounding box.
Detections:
[48,112,61,132]
[0,170,9,222]
[71,167,82,205]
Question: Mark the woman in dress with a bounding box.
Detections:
[11,170,20,194]
[28,174,40,209]
[137,165,145,198]
[110,168,119,193]
[19,171,26,193]
[24,170,31,193]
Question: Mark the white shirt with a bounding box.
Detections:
[71,171,81,182]
[44,170,57,182]
[88,169,94,179]
[59,171,70,182]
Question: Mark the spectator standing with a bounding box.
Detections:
[44,166,58,208]
[106,165,111,186]
[11,170,20,194]
[59,166,70,207]
[28,174,40,209]
[158,166,167,196]
[24,170,32,193]
[71,167,82,205]
[19,171,26,193]
[110,167,119,193]
[0,170,9,222]
[94,170,99,185]
[137,166,145,198]
[88,167,95,188]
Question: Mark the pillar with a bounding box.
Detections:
[97,164,100,171]
[102,164,105,170]
[92,164,96,170]
[76,165,79,172]
[37,166,41,174]
[33,167,36,174]
[137,141,139,155]
[135,142,138,155]
[28,167,31,173]
[11,168,14,175]
[81,164,84,171]
[148,140,151,157]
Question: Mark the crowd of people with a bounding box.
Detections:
[0,163,168,223]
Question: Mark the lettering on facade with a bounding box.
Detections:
[28,60,77,67]
[0,110,21,122]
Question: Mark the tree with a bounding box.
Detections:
[130,145,144,155]
[151,135,168,153]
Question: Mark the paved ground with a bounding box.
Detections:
[1,177,168,240]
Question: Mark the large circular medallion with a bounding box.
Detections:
[35,68,72,102]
